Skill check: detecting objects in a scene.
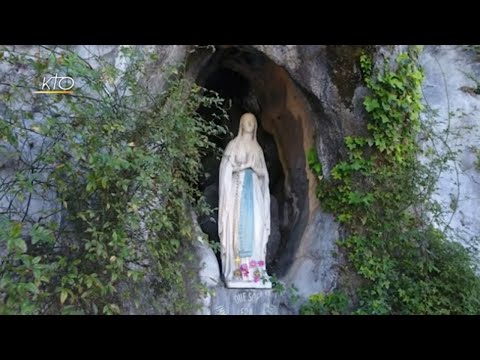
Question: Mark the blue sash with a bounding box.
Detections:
[239,168,254,258]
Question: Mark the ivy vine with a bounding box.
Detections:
[305,46,480,315]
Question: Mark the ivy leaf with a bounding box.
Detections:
[364,98,380,112]
[389,77,404,90]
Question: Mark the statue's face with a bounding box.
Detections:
[242,116,255,134]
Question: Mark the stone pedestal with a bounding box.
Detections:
[210,287,280,315]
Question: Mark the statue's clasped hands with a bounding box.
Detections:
[233,156,264,178]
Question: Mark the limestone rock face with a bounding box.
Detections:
[419,45,480,253]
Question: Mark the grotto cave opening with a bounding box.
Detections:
[190,46,314,277]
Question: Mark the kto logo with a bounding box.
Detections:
[34,74,75,94]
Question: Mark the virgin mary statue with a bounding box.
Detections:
[218,113,271,289]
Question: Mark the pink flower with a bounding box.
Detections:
[258,260,265,267]
[249,260,257,268]
[254,276,260,283]
[240,263,249,277]
[240,264,248,272]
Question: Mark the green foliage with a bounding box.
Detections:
[300,291,349,315]
[268,274,300,305]
[307,148,323,178]
[307,47,480,315]
[0,46,228,314]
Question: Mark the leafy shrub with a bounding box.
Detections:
[300,292,349,315]
[0,46,228,314]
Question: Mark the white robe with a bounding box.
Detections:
[218,137,271,288]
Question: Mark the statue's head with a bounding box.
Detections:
[238,113,257,140]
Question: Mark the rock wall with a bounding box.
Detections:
[419,45,480,253]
